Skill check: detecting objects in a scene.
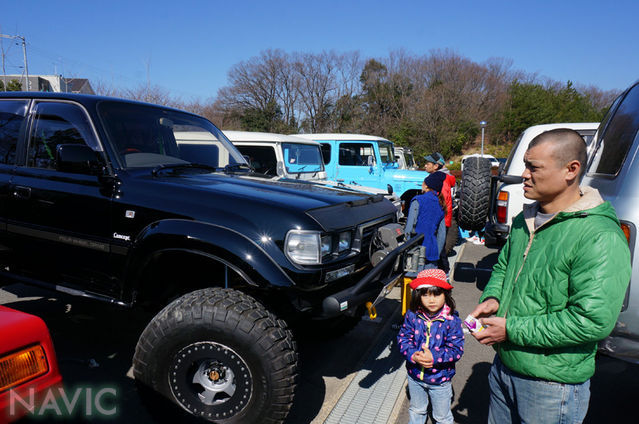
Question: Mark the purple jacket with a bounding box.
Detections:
[397,305,464,384]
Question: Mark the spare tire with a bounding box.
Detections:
[458,157,491,231]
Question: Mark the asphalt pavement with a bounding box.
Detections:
[1,241,638,423]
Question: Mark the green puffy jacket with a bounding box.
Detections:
[480,187,631,383]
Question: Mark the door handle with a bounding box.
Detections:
[13,186,31,200]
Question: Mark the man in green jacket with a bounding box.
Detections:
[471,128,631,424]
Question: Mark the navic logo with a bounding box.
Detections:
[9,386,118,418]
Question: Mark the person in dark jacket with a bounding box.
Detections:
[425,152,457,271]
[470,129,631,424]
[404,172,447,270]
[398,268,464,424]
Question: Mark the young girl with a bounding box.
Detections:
[397,268,464,424]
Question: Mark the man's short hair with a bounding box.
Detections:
[528,128,588,179]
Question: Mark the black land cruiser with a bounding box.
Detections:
[0,93,411,423]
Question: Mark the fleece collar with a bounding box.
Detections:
[523,186,604,234]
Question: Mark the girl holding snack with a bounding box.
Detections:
[397,268,464,424]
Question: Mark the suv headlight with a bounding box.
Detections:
[285,230,321,264]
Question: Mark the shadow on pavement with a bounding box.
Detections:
[285,295,401,423]
[452,362,491,423]
[585,354,639,423]
[357,332,403,389]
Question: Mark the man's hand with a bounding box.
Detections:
[412,349,434,368]
[470,298,500,319]
[473,317,508,345]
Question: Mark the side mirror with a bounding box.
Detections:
[56,144,103,175]
[500,174,524,184]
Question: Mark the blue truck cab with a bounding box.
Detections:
[295,133,428,210]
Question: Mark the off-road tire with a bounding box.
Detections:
[133,288,298,424]
[458,157,491,231]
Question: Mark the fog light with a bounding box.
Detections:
[338,232,351,252]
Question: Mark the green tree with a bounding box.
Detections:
[495,81,605,142]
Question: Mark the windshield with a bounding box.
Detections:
[98,101,247,169]
[282,142,324,173]
[378,141,395,165]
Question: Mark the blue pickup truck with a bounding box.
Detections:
[295,133,428,209]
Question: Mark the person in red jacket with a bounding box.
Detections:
[424,153,458,272]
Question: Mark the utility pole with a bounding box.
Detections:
[0,33,29,91]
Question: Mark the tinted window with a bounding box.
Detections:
[27,102,99,170]
[99,101,246,169]
[235,145,277,176]
[321,143,331,164]
[338,143,375,166]
[0,100,28,165]
[591,84,639,176]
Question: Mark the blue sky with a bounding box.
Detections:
[2,0,637,101]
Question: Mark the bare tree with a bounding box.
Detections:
[293,51,341,132]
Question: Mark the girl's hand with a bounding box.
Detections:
[412,350,434,368]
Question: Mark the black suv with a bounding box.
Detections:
[0,93,409,423]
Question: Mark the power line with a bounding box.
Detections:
[0,33,29,91]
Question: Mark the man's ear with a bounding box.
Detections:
[566,160,581,182]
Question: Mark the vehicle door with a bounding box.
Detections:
[0,100,28,253]
[335,142,381,188]
[5,100,116,295]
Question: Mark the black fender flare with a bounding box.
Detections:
[125,219,296,292]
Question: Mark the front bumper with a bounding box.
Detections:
[321,234,424,317]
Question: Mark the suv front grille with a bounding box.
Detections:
[354,216,394,261]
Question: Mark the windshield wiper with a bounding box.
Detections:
[294,165,310,179]
[222,163,252,174]
[152,163,217,176]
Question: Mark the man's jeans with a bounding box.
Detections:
[407,376,454,424]
[488,355,590,424]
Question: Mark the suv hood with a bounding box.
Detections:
[127,170,396,231]
[386,168,428,182]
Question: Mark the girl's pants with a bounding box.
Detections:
[407,376,454,424]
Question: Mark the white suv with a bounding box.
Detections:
[484,122,598,247]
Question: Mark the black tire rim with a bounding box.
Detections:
[169,341,252,420]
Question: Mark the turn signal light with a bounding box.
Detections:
[496,191,509,224]
[0,344,49,392]
[621,223,632,246]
